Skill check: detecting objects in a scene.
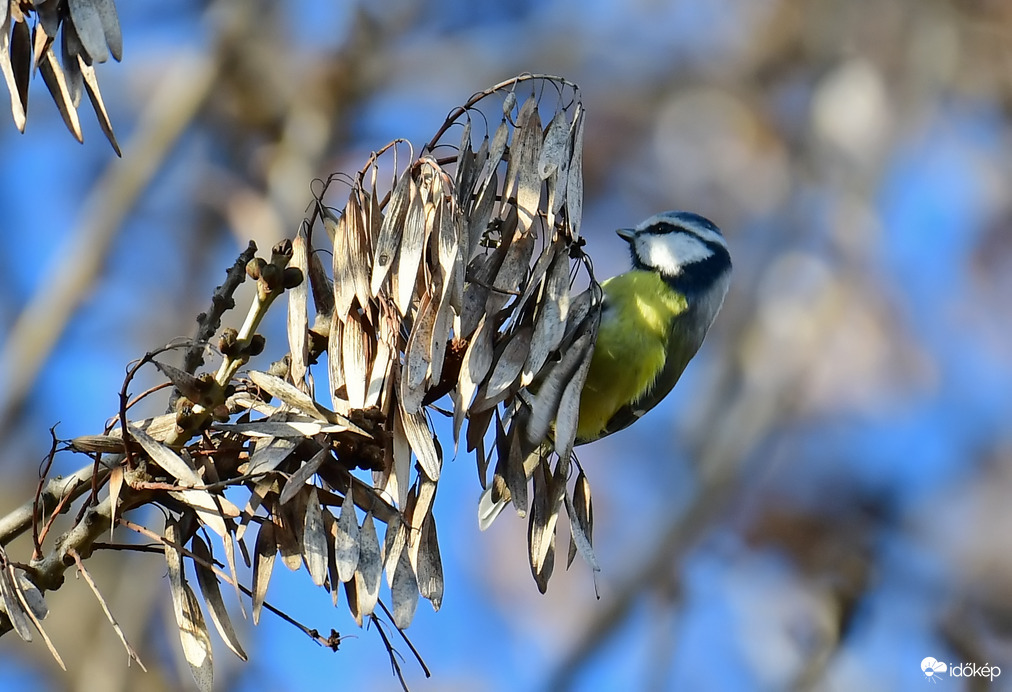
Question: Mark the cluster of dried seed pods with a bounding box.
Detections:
[297,74,603,595]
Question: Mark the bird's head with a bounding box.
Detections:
[617,210,732,296]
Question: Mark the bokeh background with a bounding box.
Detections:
[3,0,1012,690]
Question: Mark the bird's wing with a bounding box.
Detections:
[591,312,703,440]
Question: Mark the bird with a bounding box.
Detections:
[478,210,732,529]
[573,210,732,444]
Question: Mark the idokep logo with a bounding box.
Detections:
[920,656,1001,683]
[921,657,946,681]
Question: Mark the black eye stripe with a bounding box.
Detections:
[640,220,723,239]
[638,224,728,259]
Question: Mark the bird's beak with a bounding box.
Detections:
[616,228,635,243]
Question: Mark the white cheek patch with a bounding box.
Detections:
[637,232,713,275]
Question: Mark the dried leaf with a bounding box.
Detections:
[346,192,373,310]
[224,417,340,441]
[566,470,598,571]
[244,437,296,476]
[477,484,506,531]
[567,105,585,239]
[164,518,185,608]
[14,574,47,621]
[553,318,598,463]
[236,476,278,542]
[523,243,571,383]
[522,314,597,448]
[331,213,355,320]
[547,118,572,229]
[466,132,490,208]
[528,465,558,594]
[0,567,32,641]
[382,514,408,589]
[390,545,419,629]
[191,536,248,661]
[428,290,454,388]
[153,360,218,407]
[128,424,202,487]
[467,170,498,262]
[483,324,533,401]
[221,532,246,617]
[278,446,329,506]
[397,399,440,481]
[303,489,328,587]
[457,315,494,411]
[69,0,111,63]
[167,490,240,538]
[370,168,413,295]
[465,405,494,457]
[333,487,360,583]
[342,311,370,410]
[504,239,558,334]
[108,464,123,536]
[251,520,277,625]
[37,44,84,143]
[353,512,382,619]
[395,181,426,315]
[366,337,392,409]
[60,20,83,106]
[9,17,29,128]
[406,479,437,573]
[11,571,63,669]
[539,109,571,180]
[79,54,122,150]
[492,229,535,294]
[322,509,341,606]
[401,292,435,413]
[277,494,306,572]
[247,369,357,423]
[307,239,335,319]
[343,577,362,627]
[387,407,411,508]
[416,514,443,611]
[328,316,345,409]
[503,426,528,516]
[287,232,310,385]
[481,119,509,196]
[453,116,475,203]
[502,89,517,116]
[177,582,214,692]
[93,0,122,61]
[512,96,543,235]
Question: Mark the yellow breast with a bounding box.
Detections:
[576,270,688,442]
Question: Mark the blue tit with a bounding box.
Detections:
[574,210,732,444]
[478,211,731,530]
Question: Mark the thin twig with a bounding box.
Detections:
[125,381,174,413]
[9,565,66,671]
[36,484,80,551]
[32,430,60,560]
[169,241,258,412]
[424,73,579,150]
[116,518,338,649]
[377,598,431,678]
[67,548,148,672]
[369,613,410,692]
[0,463,101,548]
